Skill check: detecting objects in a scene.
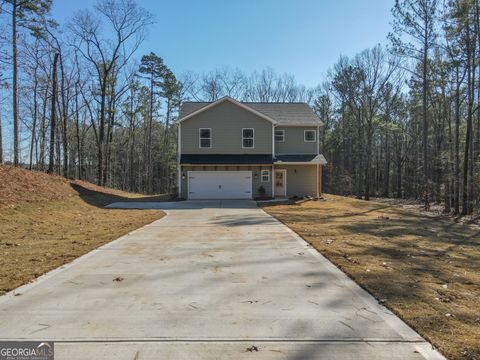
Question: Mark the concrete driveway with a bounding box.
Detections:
[0,200,444,359]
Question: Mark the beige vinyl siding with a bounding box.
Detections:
[275,164,317,197]
[180,165,273,199]
[181,101,272,154]
[275,126,318,154]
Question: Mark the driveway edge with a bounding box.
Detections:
[0,216,169,305]
[260,209,446,360]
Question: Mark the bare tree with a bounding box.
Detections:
[70,0,153,185]
[1,0,52,166]
[332,46,400,200]
[389,0,438,208]
[47,52,58,174]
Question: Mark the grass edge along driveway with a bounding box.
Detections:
[0,183,165,296]
[263,195,480,360]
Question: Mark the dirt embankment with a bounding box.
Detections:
[0,165,166,295]
[0,164,169,208]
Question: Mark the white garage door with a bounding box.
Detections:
[188,171,252,199]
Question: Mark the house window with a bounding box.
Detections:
[199,128,211,148]
[304,129,316,142]
[261,170,270,182]
[275,129,285,142]
[242,128,254,148]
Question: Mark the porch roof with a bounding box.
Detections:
[274,154,327,165]
[180,154,273,165]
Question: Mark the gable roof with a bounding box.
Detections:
[177,96,277,124]
[178,96,323,126]
[274,154,327,165]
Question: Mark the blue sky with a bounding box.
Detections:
[52,0,394,88]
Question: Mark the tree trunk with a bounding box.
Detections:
[422,34,429,209]
[475,0,480,211]
[446,92,454,214]
[364,123,373,201]
[164,99,171,193]
[55,126,61,175]
[29,64,39,170]
[396,160,402,198]
[454,74,461,214]
[39,79,50,170]
[365,151,371,200]
[130,129,135,192]
[384,130,390,197]
[97,76,108,186]
[129,94,136,192]
[103,81,117,187]
[74,86,82,179]
[147,74,154,193]
[47,53,59,174]
[59,55,68,178]
[462,22,473,215]
[12,0,19,166]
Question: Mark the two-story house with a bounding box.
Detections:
[177,96,327,199]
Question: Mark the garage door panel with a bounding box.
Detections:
[188,171,252,199]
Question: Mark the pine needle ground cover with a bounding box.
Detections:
[264,195,480,360]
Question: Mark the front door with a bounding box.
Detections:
[274,170,287,197]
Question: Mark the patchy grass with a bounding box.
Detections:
[263,194,480,360]
[0,165,167,295]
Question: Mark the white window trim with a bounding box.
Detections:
[199,128,212,149]
[261,169,270,182]
[242,128,254,149]
[274,129,285,142]
[304,129,316,142]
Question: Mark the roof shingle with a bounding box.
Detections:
[179,99,322,126]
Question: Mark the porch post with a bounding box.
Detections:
[316,164,320,198]
[319,165,323,195]
[271,165,275,198]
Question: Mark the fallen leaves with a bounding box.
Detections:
[342,253,360,264]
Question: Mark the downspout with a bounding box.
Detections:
[317,124,321,198]
[272,123,276,198]
[272,123,276,158]
[177,123,182,198]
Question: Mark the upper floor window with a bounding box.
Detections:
[242,128,254,148]
[274,129,285,142]
[304,129,316,142]
[199,128,211,148]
